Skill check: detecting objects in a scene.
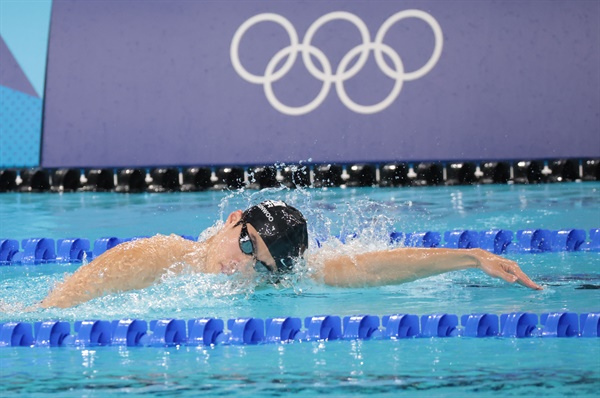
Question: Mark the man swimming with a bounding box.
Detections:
[40,200,542,309]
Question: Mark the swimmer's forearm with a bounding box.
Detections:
[319,247,541,290]
[319,248,477,287]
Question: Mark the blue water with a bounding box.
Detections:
[1,183,599,396]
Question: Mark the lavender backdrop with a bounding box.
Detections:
[42,0,599,168]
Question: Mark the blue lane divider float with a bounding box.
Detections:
[92,237,123,258]
[461,313,499,337]
[34,321,71,347]
[343,315,381,339]
[0,239,19,263]
[111,319,148,346]
[73,320,112,346]
[1,228,599,266]
[479,230,514,254]
[56,238,90,263]
[420,314,460,337]
[500,312,539,338]
[265,317,302,343]
[443,231,480,249]
[188,318,225,346]
[19,238,56,265]
[0,322,34,347]
[0,312,597,348]
[147,319,187,346]
[382,314,420,339]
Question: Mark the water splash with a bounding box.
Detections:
[204,183,405,282]
[2,271,263,322]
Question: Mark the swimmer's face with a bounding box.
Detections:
[206,210,277,275]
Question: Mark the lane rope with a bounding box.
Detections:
[1,228,599,266]
[1,312,598,348]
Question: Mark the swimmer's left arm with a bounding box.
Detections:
[315,247,542,290]
[39,235,201,309]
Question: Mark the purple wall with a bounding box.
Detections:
[42,0,600,168]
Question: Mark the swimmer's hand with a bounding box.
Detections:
[472,249,543,290]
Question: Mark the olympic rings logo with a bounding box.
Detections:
[230,10,443,115]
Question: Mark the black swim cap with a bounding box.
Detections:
[242,200,308,272]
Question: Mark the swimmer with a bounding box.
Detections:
[39,200,542,309]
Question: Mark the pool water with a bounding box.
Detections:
[1,183,599,396]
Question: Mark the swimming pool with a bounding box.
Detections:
[1,183,599,396]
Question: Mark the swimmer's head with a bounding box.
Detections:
[242,200,308,273]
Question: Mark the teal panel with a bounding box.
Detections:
[0,0,52,97]
[0,85,42,167]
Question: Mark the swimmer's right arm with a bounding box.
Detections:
[40,235,201,309]
[315,247,542,290]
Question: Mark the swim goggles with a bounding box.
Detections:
[239,222,272,273]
